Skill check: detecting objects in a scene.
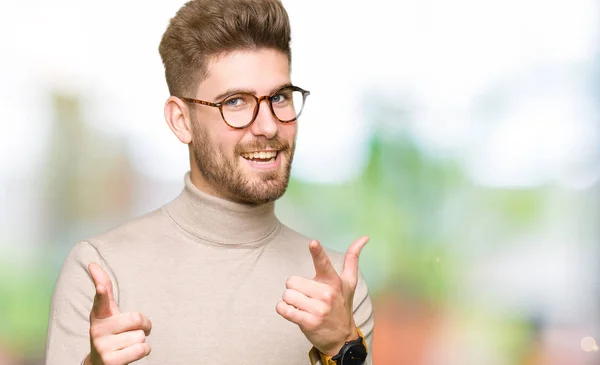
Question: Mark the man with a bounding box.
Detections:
[45,0,374,364]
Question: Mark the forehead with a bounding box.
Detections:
[197,48,291,98]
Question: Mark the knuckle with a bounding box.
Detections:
[132,329,146,342]
[315,305,329,318]
[132,343,146,358]
[130,312,144,326]
[276,301,287,315]
[322,289,335,303]
[282,289,292,302]
[287,305,297,317]
[94,341,106,354]
[95,337,111,355]
[314,307,325,318]
[303,319,319,332]
[89,325,102,339]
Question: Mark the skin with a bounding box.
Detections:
[165,48,297,205]
[276,237,370,356]
[84,48,368,364]
[85,263,152,365]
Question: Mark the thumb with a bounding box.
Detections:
[88,263,119,319]
[340,236,369,288]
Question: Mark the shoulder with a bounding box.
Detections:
[87,208,166,240]
[277,223,346,273]
[83,207,174,256]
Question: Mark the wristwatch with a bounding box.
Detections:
[322,329,368,365]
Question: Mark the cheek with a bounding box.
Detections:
[281,123,298,141]
[198,112,245,158]
[221,132,246,158]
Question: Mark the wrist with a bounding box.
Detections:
[321,327,356,356]
[318,328,367,365]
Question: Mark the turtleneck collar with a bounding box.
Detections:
[163,172,280,247]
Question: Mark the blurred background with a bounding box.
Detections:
[1,0,599,364]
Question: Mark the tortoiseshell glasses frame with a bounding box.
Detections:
[176,85,310,129]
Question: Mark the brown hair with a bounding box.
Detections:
[158,0,292,97]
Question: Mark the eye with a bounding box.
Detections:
[272,89,293,104]
[272,94,286,103]
[225,97,244,106]
[222,94,255,110]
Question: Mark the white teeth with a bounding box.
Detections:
[241,151,277,160]
[252,157,276,164]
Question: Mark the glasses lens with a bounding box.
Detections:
[272,88,306,122]
[221,93,258,128]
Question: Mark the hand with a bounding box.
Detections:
[85,263,152,365]
[276,236,369,356]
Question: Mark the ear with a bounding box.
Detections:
[164,96,193,144]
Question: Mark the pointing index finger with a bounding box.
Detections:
[92,283,114,320]
[309,240,338,282]
[88,263,118,320]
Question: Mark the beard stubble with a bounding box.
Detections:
[191,123,295,205]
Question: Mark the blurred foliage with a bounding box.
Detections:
[0,261,53,358]
[283,127,547,304]
[284,132,456,301]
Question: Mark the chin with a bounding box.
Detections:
[235,175,290,205]
[252,181,289,204]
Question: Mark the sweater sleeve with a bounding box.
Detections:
[45,241,119,365]
[308,269,375,365]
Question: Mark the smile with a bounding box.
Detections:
[240,150,278,164]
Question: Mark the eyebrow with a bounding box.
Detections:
[212,82,293,102]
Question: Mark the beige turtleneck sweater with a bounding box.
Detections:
[45,173,374,365]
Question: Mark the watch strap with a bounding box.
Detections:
[318,328,367,365]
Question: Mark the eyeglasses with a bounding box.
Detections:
[177,85,310,129]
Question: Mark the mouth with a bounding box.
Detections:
[240,150,279,165]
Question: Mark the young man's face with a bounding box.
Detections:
[189,49,297,204]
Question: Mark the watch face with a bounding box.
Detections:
[341,344,367,365]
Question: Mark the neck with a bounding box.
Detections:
[164,172,279,246]
[188,166,244,204]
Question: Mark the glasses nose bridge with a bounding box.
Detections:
[253,94,275,118]
[256,94,271,107]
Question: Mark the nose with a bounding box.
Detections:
[249,97,278,139]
